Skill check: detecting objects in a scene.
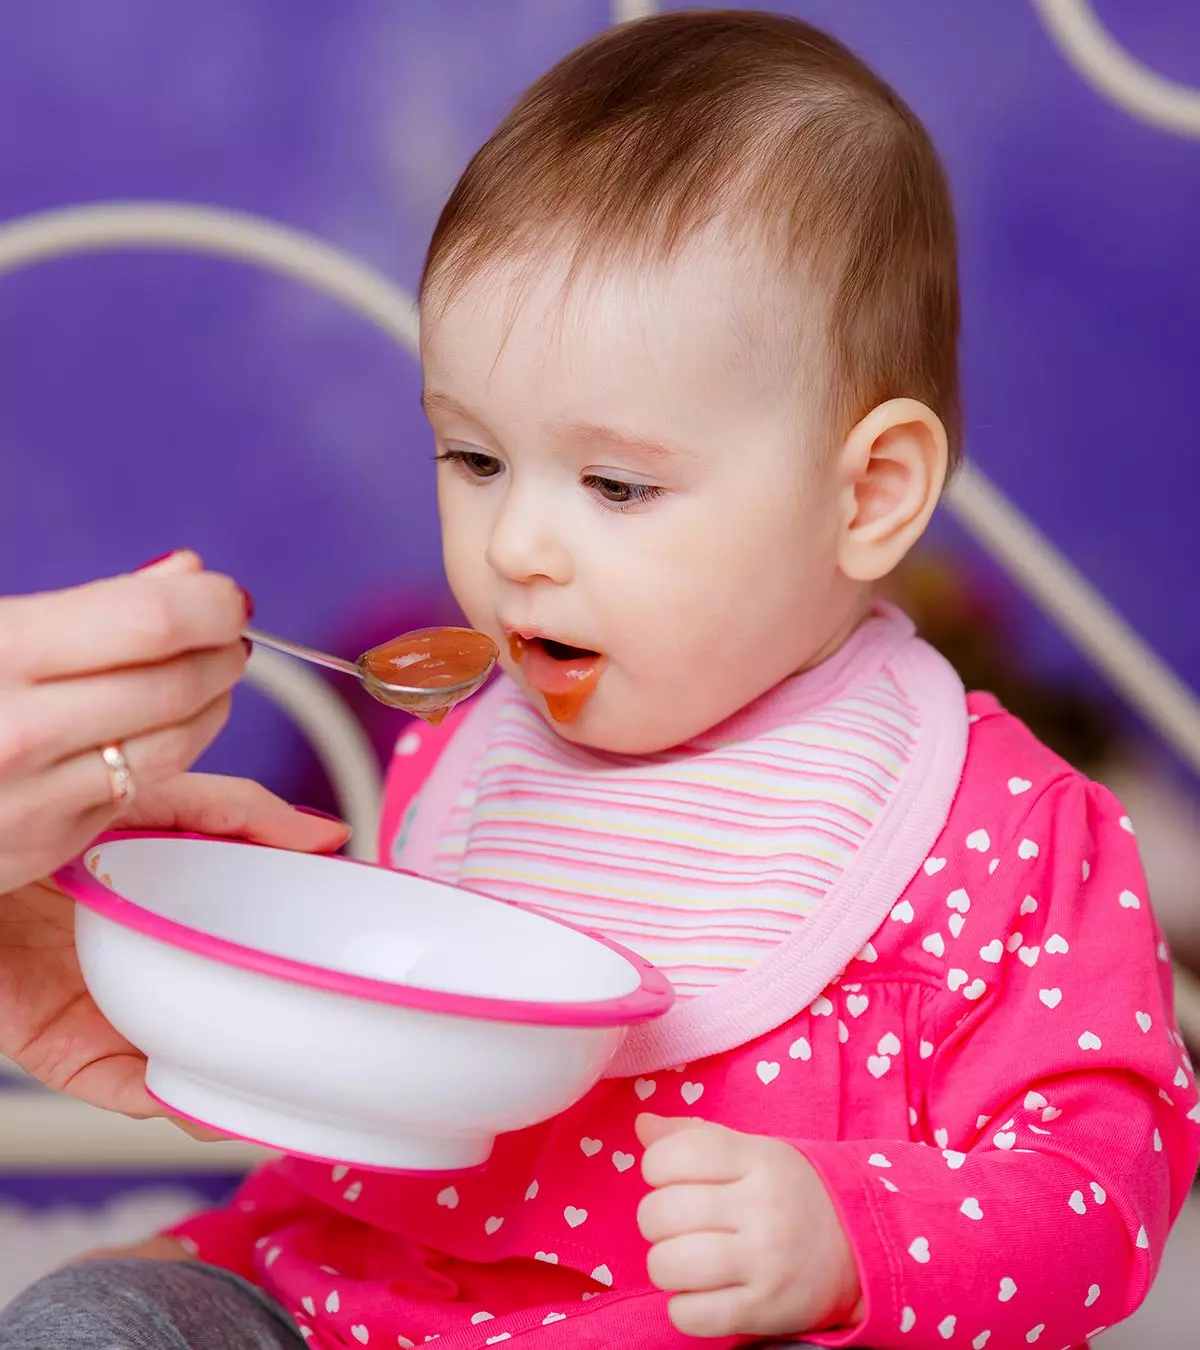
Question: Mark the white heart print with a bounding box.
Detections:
[1020,895,1038,915]
[1026,1324,1045,1342]
[351,1327,369,1345]
[331,1165,348,1183]
[634,1078,656,1101]
[938,1315,957,1339]
[301,1297,315,1316]
[756,1060,780,1084]
[437,1187,459,1209]
[966,830,990,852]
[891,900,915,923]
[396,730,422,756]
[1044,934,1069,954]
[1024,1091,1048,1110]
[901,1307,917,1333]
[1078,1031,1102,1051]
[847,993,870,1018]
[867,1055,891,1078]
[948,914,966,939]
[485,1217,504,1235]
[924,856,947,875]
[878,1032,902,1056]
[1069,1190,1087,1215]
[993,1130,1016,1151]
[960,1197,984,1220]
[973,1334,992,1349]
[943,1150,966,1169]
[1119,890,1141,909]
[325,1291,340,1314]
[1019,946,1041,968]
[999,1278,1017,1302]
[789,1036,812,1061]
[1086,1284,1100,1307]
[564,1206,588,1228]
[1018,838,1039,860]
[868,1152,892,1168]
[1090,1182,1106,1204]
[923,932,946,958]
[947,889,971,913]
[535,1252,558,1264]
[343,1181,363,1203]
[525,1181,539,1201]
[542,1314,566,1325]
[979,940,1003,963]
[1136,1011,1152,1033]
[580,1137,602,1157]
[591,1264,613,1287]
[934,1128,950,1148]
[963,979,986,1000]
[908,1236,931,1263]
[612,1150,635,1172]
[1008,777,1032,795]
[810,994,834,1017]
[680,1082,704,1105]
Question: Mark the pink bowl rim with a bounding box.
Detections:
[55,830,674,1029]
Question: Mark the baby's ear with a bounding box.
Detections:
[834,398,947,583]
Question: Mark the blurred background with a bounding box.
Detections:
[0,1,1197,1342]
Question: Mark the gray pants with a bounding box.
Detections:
[0,1257,830,1349]
[0,1258,303,1350]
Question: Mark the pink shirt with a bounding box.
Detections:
[169,622,1199,1350]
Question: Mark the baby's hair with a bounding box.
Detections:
[422,9,961,465]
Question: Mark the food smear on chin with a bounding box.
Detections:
[509,634,605,724]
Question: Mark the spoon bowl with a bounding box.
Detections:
[244,625,498,721]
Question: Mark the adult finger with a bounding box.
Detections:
[0,560,251,682]
[116,773,351,852]
[11,640,248,772]
[638,1182,736,1244]
[27,694,235,819]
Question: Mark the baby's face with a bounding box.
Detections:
[421,240,864,753]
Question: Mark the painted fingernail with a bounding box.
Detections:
[238,587,255,622]
[293,806,349,826]
[135,551,177,572]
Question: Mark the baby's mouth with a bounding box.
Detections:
[508,634,606,724]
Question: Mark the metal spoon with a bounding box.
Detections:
[244,625,498,723]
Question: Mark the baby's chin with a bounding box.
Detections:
[518,681,718,756]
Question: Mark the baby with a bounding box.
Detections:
[6,11,1197,1350]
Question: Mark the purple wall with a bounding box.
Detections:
[1,1,1196,798]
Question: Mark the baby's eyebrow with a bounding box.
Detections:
[544,418,695,462]
[421,390,477,420]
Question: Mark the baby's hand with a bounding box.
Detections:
[68,1235,194,1266]
[635,1113,862,1339]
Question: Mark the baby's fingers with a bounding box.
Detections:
[637,1182,733,1244]
[648,1231,743,1295]
[666,1286,756,1340]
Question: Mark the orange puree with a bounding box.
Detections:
[361,627,497,723]
[508,635,604,723]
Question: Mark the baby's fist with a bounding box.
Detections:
[635,1113,862,1338]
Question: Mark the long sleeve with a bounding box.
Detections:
[794,777,1199,1349]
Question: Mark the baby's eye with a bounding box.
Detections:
[584,475,665,509]
[437,449,503,479]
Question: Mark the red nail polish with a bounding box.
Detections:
[238,587,255,622]
[135,551,176,572]
[294,806,349,827]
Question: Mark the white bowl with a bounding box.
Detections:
[56,832,672,1172]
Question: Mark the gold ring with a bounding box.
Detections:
[100,743,135,805]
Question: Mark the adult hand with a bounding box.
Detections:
[0,550,251,894]
[0,773,349,1117]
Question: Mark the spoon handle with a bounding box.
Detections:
[243,627,361,680]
